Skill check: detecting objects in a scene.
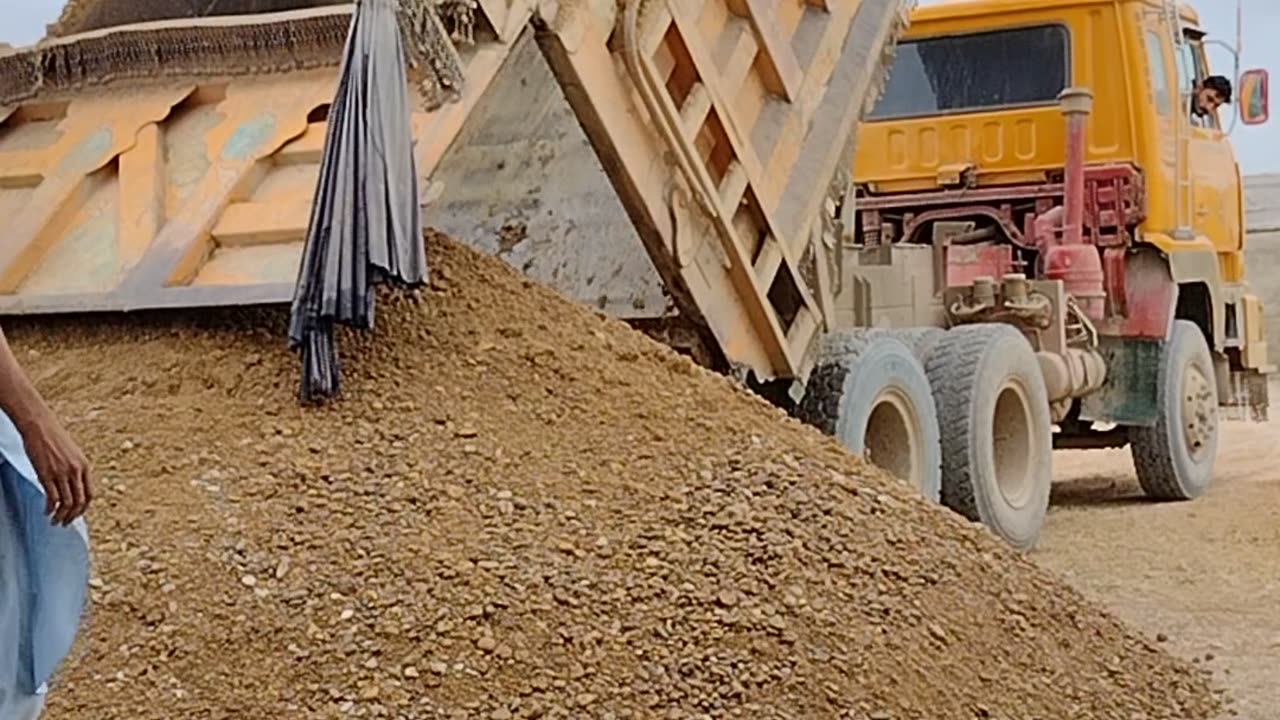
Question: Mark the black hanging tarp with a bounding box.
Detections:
[287,0,432,403]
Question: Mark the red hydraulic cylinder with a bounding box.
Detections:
[1059,87,1092,247]
[1043,87,1106,320]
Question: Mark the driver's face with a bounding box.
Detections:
[1197,86,1225,113]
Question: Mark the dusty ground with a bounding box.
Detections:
[1040,412,1280,720]
[14,236,1220,720]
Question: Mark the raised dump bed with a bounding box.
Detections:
[0,0,908,389]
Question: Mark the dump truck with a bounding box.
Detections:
[850,0,1274,541]
[0,0,1268,550]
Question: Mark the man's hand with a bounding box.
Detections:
[0,325,92,525]
[20,409,92,526]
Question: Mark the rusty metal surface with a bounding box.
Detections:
[426,29,669,320]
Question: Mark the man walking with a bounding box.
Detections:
[0,327,92,719]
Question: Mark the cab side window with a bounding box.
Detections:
[1145,30,1172,115]
[1178,31,1218,130]
[1189,39,1220,130]
[1173,38,1205,127]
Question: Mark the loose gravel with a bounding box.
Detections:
[11,233,1221,719]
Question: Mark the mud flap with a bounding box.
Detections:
[1080,336,1163,426]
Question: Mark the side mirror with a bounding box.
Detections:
[1239,68,1269,125]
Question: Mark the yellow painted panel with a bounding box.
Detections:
[0,31,518,314]
[854,1,1135,189]
[857,108,1067,191]
[1242,293,1268,369]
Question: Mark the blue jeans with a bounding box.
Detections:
[0,461,47,719]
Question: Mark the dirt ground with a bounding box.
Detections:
[21,236,1221,720]
[1038,408,1280,720]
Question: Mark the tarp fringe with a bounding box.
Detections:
[2,3,465,110]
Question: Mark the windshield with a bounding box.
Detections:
[868,24,1071,120]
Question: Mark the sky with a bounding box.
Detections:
[3,0,1278,172]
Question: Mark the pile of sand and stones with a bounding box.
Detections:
[15,234,1219,720]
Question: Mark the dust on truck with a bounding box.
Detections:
[0,0,1261,550]
[0,5,943,514]
[849,0,1274,544]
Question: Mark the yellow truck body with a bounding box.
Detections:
[853,0,1272,397]
[856,0,1250,272]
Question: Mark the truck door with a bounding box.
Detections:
[1179,29,1243,253]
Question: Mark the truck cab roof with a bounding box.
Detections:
[912,0,1201,29]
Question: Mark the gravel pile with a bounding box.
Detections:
[15,234,1219,719]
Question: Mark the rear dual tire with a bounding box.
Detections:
[800,324,1053,551]
[798,331,942,503]
[925,324,1053,551]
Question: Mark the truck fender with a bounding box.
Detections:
[1137,237,1224,349]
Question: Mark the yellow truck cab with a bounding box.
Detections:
[850,0,1271,519]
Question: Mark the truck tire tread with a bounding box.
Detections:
[924,324,1052,550]
[799,330,942,502]
[1129,319,1219,500]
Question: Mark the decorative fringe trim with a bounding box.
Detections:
[5,2,469,110]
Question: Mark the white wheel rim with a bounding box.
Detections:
[1181,360,1216,462]
[864,387,925,493]
[991,379,1035,508]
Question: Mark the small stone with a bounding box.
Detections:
[340,609,355,621]
[364,657,379,669]
[89,578,105,589]
[477,636,498,652]
[240,575,257,588]
[491,710,512,720]
[429,661,448,675]
[403,666,420,679]
[1156,633,1169,643]
[275,557,291,580]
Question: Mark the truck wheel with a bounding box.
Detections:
[865,327,947,366]
[1129,319,1219,500]
[798,332,942,502]
[925,324,1052,550]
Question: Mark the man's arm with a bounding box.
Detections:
[0,326,92,526]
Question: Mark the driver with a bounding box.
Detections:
[1193,75,1233,122]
